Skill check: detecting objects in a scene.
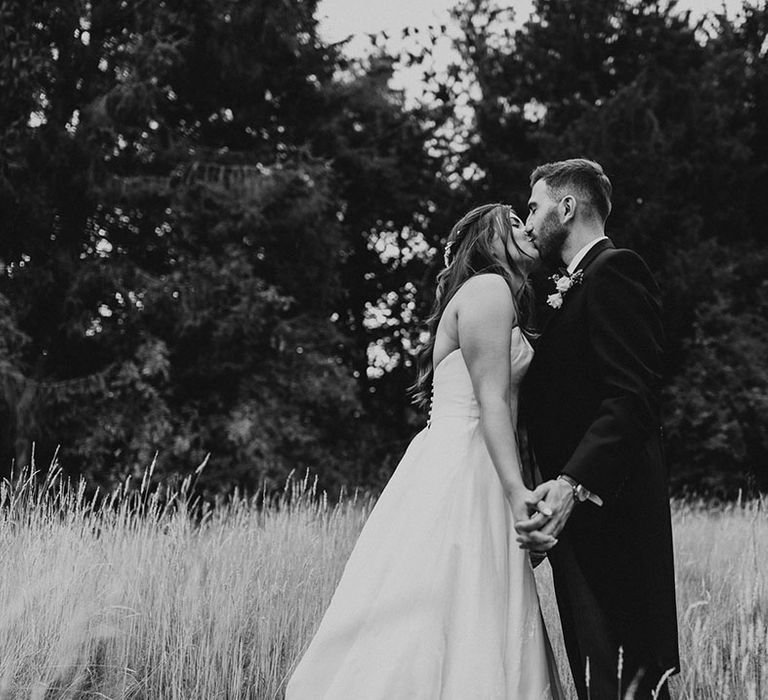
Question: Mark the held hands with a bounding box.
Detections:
[507,487,558,563]
[507,488,552,527]
[514,479,576,553]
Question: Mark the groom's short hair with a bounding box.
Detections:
[530,158,612,222]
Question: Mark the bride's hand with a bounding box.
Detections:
[507,489,557,551]
[507,489,551,527]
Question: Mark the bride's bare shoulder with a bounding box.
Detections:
[454,273,514,308]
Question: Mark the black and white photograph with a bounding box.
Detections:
[0,0,765,697]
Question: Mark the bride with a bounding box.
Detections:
[286,204,564,699]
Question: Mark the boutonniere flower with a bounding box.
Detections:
[546,270,584,309]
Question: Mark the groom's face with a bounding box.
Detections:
[526,179,568,265]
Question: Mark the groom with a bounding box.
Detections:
[518,159,680,699]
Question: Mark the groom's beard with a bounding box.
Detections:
[535,209,569,267]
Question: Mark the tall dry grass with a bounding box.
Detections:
[0,467,363,698]
[0,466,763,699]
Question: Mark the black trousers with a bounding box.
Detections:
[550,537,674,700]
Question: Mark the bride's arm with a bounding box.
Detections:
[457,275,555,534]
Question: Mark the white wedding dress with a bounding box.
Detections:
[286,327,563,699]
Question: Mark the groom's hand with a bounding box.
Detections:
[514,479,575,551]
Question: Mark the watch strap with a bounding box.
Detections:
[558,474,604,507]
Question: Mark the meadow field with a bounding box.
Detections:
[0,467,764,699]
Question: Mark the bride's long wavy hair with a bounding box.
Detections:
[410,203,537,409]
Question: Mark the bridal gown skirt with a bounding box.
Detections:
[286,340,563,699]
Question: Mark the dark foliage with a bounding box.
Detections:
[0,0,766,497]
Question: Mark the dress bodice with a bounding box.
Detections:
[428,326,533,425]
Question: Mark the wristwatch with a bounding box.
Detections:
[558,474,591,504]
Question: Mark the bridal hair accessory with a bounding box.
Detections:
[546,269,584,309]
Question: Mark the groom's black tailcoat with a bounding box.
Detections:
[522,239,680,700]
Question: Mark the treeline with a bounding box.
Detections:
[0,0,766,497]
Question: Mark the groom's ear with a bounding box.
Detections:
[560,194,577,224]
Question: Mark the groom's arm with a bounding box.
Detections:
[561,249,665,501]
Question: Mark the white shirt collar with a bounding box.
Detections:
[566,236,609,274]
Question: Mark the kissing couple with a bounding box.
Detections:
[287,159,680,700]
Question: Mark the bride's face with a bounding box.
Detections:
[494,211,539,269]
